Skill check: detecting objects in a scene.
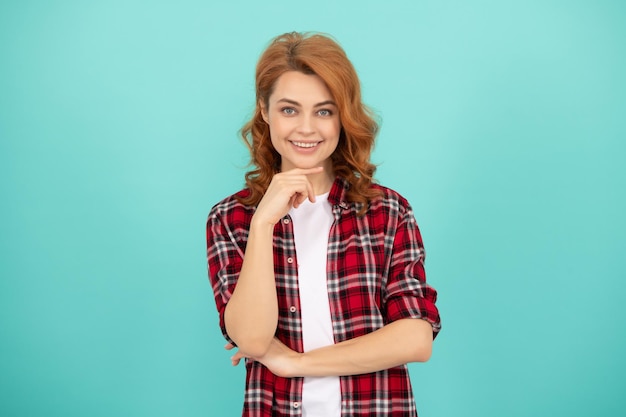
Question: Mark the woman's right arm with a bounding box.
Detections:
[223,167,322,357]
[223,217,277,358]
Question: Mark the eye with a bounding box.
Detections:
[281,107,297,116]
[317,109,333,117]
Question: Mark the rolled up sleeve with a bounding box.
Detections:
[206,207,246,345]
[384,208,441,339]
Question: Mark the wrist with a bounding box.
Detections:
[250,214,276,234]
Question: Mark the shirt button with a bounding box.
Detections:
[289,306,297,313]
[287,257,294,264]
[283,218,290,224]
[293,402,300,409]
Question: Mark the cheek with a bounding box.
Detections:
[318,118,340,137]
[329,120,342,140]
[266,120,280,143]
[268,118,290,138]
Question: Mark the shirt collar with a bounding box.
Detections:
[328,177,351,210]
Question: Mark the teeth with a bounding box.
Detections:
[292,141,318,148]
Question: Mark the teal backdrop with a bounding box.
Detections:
[1,1,624,416]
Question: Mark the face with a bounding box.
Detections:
[261,71,341,173]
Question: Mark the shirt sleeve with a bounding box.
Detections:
[206,207,245,345]
[383,206,441,339]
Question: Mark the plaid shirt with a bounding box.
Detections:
[206,177,441,416]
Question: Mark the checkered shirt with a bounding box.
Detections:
[206,177,441,416]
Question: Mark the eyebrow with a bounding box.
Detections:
[276,98,337,107]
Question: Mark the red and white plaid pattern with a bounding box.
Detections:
[207,177,441,416]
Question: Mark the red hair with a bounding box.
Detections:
[238,32,380,212]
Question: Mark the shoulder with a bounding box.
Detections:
[207,189,256,225]
[367,184,423,241]
[369,183,412,215]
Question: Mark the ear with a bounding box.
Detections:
[259,100,269,124]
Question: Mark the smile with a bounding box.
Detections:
[290,141,320,148]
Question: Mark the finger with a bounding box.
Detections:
[284,166,324,176]
[230,350,247,366]
[289,194,300,209]
[305,179,316,203]
[224,343,235,351]
[294,192,308,208]
[286,175,317,206]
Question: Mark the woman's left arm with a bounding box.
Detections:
[297,317,433,376]
[228,318,433,377]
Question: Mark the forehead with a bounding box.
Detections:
[269,71,334,104]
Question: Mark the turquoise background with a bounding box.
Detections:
[1,0,624,416]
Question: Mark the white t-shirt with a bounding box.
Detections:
[289,192,341,417]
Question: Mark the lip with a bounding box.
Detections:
[289,140,322,150]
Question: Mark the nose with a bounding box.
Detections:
[296,114,314,135]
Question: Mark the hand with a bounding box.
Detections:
[252,167,324,226]
[225,338,302,378]
[225,342,244,366]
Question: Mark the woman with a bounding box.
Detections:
[206,31,441,417]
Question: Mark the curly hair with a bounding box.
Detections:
[238,32,381,213]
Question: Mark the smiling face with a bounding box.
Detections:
[261,71,341,174]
